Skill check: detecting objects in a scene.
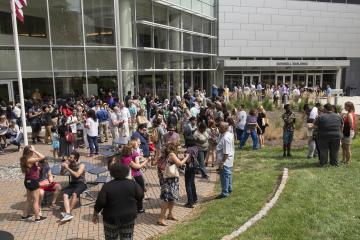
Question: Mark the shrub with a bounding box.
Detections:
[295,116,304,131]
[262,96,273,111]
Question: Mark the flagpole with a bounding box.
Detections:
[10,0,28,146]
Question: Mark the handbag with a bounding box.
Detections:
[163,158,179,178]
[65,125,75,143]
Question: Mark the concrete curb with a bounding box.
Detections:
[221,168,289,240]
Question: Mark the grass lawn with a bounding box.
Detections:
[156,139,360,240]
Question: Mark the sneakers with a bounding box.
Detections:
[138,209,145,214]
[34,216,47,223]
[21,215,33,221]
[60,213,73,222]
[60,212,66,218]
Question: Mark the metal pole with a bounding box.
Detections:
[10,0,28,146]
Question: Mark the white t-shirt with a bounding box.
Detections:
[236,110,247,130]
[216,131,235,168]
[86,118,99,137]
[66,116,78,133]
[309,106,318,120]
[118,107,131,122]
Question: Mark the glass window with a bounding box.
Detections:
[193,16,202,33]
[136,0,152,21]
[169,30,181,50]
[138,74,153,96]
[182,13,192,31]
[119,0,135,47]
[202,3,213,17]
[154,28,168,49]
[155,73,168,100]
[193,56,202,69]
[0,3,13,45]
[137,24,152,47]
[23,76,54,100]
[170,54,182,69]
[169,8,181,28]
[154,3,167,25]
[121,49,136,70]
[183,55,192,69]
[202,19,211,35]
[0,49,16,71]
[183,33,192,52]
[21,47,52,71]
[86,48,116,70]
[155,52,168,69]
[184,71,192,92]
[83,0,115,45]
[181,0,192,9]
[193,36,202,52]
[203,57,211,69]
[49,0,83,45]
[193,71,201,91]
[87,72,118,99]
[192,0,202,13]
[55,72,86,98]
[53,47,85,71]
[203,38,211,53]
[138,51,153,69]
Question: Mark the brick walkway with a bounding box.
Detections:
[0,143,217,240]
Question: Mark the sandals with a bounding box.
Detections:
[157,220,168,226]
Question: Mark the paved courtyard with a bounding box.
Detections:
[0,143,217,240]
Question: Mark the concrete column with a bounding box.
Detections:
[119,0,133,47]
[336,68,342,89]
[171,31,181,96]
[122,51,135,94]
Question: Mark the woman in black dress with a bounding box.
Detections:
[257,106,268,148]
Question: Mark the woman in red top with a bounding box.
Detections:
[20,145,47,222]
[342,101,356,163]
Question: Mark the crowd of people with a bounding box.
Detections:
[0,83,354,239]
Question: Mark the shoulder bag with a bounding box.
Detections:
[163,157,179,178]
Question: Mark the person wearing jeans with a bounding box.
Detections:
[239,108,260,150]
[193,122,209,179]
[85,109,99,157]
[184,146,199,208]
[216,122,234,199]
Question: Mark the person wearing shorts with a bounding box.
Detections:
[60,151,86,222]
[39,159,61,209]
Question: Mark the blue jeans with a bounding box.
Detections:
[185,167,197,204]
[219,166,232,197]
[236,128,244,142]
[197,150,208,178]
[240,129,258,149]
[87,135,99,155]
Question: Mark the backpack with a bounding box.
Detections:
[150,127,159,143]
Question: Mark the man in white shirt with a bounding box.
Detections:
[235,104,247,144]
[216,122,235,199]
[307,103,320,158]
[117,101,131,144]
[309,103,319,121]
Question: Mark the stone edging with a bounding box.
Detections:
[221,168,289,240]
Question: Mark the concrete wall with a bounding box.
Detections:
[218,0,360,58]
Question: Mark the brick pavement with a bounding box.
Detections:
[0,143,217,240]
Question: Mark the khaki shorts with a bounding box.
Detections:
[342,130,355,145]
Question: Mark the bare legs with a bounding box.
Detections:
[342,144,351,163]
[63,193,78,214]
[158,201,177,226]
[22,189,42,219]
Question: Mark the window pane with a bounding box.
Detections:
[23,76,54,100]
[138,51,153,69]
[169,30,181,50]
[55,73,86,98]
[184,55,192,69]
[155,73,168,100]
[21,47,52,71]
[193,56,202,69]
[203,57,211,69]
[121,49,136,70]
[181,0,192,9]
[136,0,152,21]
[87,72,118,98]
[53,47,85,70]
[86,48,116,70]
[169,8,181,28]
[84,0,115,45]
[170,54,181,69]
[182,13,192,31]
[155,52,168,69]
[192,0,202,13]
[0,49,16,71]
[203,38,211,53]
[184,71,191,91]
[203,19,211,35]
[137,24,152,47]
[138,74,153,96]
[119,0,135,47]
[154,3,167,25]
[193,36,202,52]
[193,16,202,33]
[0,3,13,45]
[183,33,192,51]
[49,0,83,45]
[154,28,168,49]
[202,3,213,17]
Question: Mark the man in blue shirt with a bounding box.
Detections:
[96,104,110,143]
[131,124,150,158]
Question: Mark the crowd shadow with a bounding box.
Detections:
[0,212,22,222]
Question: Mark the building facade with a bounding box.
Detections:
[0,0,217,103]
[218,0,360,95]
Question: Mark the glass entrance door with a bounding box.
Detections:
[276,75,292,86]
[306,74,322,89]
[243,75,260,86]
[0,81,14,103]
